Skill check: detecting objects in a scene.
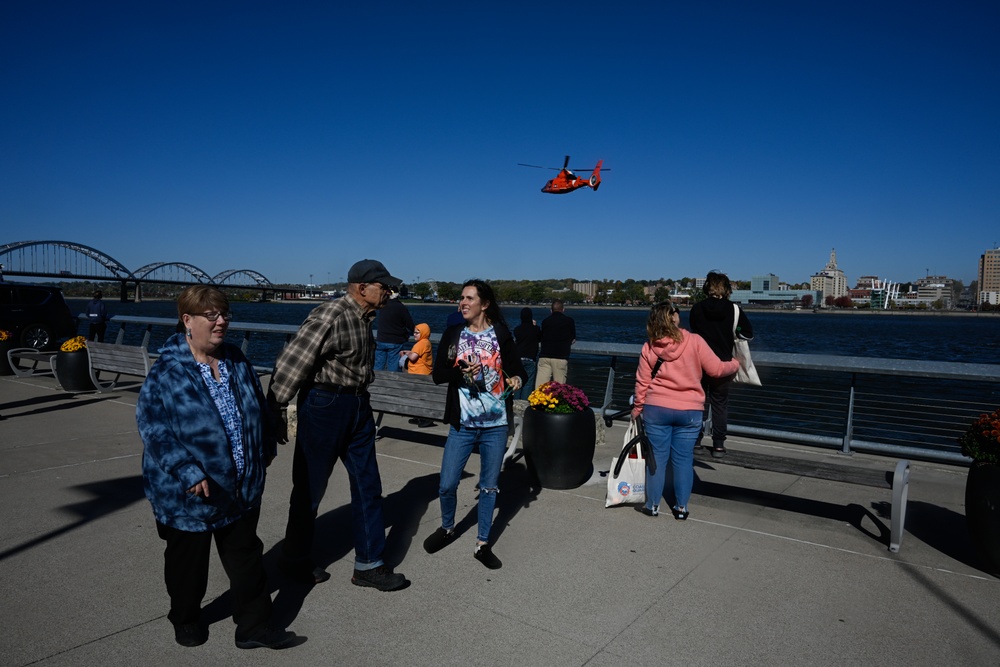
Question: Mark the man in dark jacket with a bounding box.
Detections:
[374,295,414,371]
[534,299,575,388]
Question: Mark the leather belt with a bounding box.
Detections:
[313,382,368,396]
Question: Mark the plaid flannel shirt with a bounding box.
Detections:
[269,296,376,406]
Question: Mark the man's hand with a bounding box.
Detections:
[271,403,289,444]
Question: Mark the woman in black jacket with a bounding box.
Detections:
[689,270,754,458]
[422,280,526,570]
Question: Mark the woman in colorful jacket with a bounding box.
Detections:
[136,285,293,650]
[422,279,526,570]
[632,301,740,521]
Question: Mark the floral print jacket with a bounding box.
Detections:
[137,333,277,532]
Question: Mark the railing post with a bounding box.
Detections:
[600,355,618,422]
[841,373,856,455]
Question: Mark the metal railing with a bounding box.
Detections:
[107,315,999,465]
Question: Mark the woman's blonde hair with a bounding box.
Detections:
[647,301,682,344]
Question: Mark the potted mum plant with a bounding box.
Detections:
[0,329,14,376]
[55,335,95,392]
[961,408,1000,573]
[522,381,596,489]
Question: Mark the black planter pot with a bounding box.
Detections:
[522,408,596,490]
[0,341,13,376]
[55,349,95,392]
[966,461,1000,575]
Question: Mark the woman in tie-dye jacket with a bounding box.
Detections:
[136,285,292,650]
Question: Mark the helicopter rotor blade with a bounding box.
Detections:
[563,155,570,169]
[517,163,560,170]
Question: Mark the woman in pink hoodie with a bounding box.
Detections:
[632,301,740,520]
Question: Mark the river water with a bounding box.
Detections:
[69,299,1000,365]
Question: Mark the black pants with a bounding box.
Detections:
[698,374,734,447]
[156,507,272,640]
[87,323,106,342]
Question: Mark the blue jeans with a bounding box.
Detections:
[283,388,386,570]
[514,358,536,400]
[642,405,703,511]
[374,342,405,371]
[438,424,507,543]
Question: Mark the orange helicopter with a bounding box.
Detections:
[518,155,607,194]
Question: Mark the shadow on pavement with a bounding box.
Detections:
[0,475,146,562]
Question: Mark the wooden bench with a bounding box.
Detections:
[7,348,57,378]
[368,370,524,465]
[64,341,152,392]
[693,447,910,552]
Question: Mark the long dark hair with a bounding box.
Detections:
[463,279,506,328]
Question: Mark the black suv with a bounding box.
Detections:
[0,282,78,350]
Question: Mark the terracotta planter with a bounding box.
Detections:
[522,408,596,490]
[966,461,1000,574]
[55,349,95,392]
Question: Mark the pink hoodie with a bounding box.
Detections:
[633,330,740,413]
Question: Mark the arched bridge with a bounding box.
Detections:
[0,240,294,301]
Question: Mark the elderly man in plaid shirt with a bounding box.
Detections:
[268,259,408,592]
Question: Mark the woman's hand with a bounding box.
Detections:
[188,479,210,498]
[508,375,522,391]
[631,406,643,420]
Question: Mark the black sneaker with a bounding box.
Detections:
[636,505,659,517]
[351,565,408,591]
[423,527,457,554]
[235,626,296,650]
[474,544,502,570]
[174,623,208,647]
[710,446,726,459]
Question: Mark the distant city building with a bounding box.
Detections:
[810,248,849,301]
[978,247,1000,305]
[731,273,820,307]
[572,282,596,300]
[869,278,900,310]
[751,274,780,291]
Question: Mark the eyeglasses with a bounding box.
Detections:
[192,311,233,322]
[368,283,396,295]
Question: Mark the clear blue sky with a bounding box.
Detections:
[2,2,997,286]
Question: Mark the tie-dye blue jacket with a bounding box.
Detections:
[137,333,277,532]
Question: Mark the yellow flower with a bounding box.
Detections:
[0,329,11,342]
[60,336,88,352]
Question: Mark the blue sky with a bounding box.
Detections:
[2,2,997,286]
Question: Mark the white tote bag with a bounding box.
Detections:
[605,418,647,507]
[732,304,762,386]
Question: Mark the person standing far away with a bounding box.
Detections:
[374,292,414,371]
[423,279,526,569]
[401,322,436,427]
[86,289,109,342]
[267,259,408,592]
[688,269,754,459]
[513,307,540,400]
[534,299,576,389]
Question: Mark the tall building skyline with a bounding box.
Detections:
[978,247,1000,305]
[810,249,849,300]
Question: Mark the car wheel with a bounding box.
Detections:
[21,323,53,350]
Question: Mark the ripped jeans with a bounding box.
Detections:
[438,424,507,543]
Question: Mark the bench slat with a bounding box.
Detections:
[697,449,891,489]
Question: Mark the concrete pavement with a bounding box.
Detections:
[1,370,998,666]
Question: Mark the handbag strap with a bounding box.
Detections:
[732,303,740,340]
